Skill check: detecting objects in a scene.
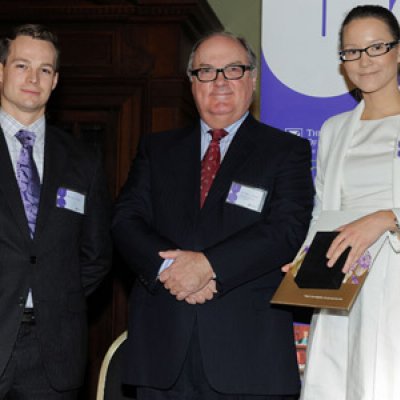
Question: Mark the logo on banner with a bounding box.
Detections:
[286,128,319,178]
[285,128,303,137]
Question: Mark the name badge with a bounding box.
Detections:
[56,187,85,214]
[226,182,267,213]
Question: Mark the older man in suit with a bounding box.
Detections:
[0,24,112,399]
[112,32,314,400]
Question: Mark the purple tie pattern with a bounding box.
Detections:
[15,130,41,237]
[200,129,228,208]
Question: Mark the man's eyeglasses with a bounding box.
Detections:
[190,64,255,82]
[339,40,399,62]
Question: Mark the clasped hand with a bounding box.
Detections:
[158,250,217,304]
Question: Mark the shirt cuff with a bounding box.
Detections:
[157,258,174,277]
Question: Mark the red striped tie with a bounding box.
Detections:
[200,129,228,208]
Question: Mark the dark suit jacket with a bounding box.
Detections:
[0,124,112,391]
[112,114,314,395]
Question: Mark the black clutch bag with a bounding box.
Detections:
[294,231,349,289]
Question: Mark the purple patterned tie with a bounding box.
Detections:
[15,130,41,238]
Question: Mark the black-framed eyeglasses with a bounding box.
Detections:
[190,64,255,82]
[339,40,399,62]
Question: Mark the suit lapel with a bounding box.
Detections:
[201,115,257,212]
[169,125,202,217]
[34,126,69,240]
[0,129,32,241]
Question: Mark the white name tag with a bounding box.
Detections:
[226,182,267,213]
[56,187,86,214]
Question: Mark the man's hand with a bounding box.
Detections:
[159,250,214,300]
[185,280,217,304]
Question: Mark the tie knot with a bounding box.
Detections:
[209,129,228,142]
[16,130,36,148]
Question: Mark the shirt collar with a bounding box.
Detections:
[0,108,45,142]
[200,111,249,137]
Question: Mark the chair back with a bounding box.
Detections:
[96,331,135,400]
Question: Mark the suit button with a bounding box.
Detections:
[30,256,37,264]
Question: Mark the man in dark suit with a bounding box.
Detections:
[0,25,112,399]
[112,32,314,400]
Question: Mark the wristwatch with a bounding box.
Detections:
[390,210,400,234]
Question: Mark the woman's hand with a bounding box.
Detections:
[327,210,396,273]
[281,263,293,273]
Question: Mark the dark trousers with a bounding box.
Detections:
[136,323,299,400]
[0,321,79,400]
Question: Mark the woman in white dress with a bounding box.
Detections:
[298,5,400,400]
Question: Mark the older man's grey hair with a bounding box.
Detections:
[186,31,257,80]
